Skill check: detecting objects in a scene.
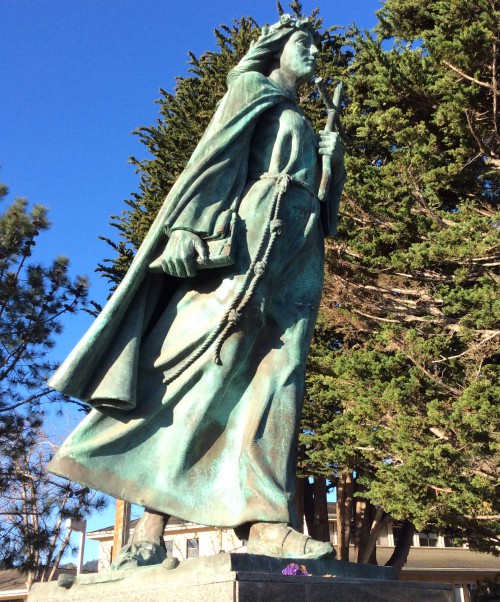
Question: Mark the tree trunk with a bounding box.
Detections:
[385,520,415,575]
[360,506,390,564]
[312,477,330,542]
[336,470,354,560]
[41,493,69,582]
[112,499,131,560]
[294,476,306,532]
[353,496,375,563]
[25,571,35,592]
[47,528,72,582]
[303,477,315,536]
[294,476,330,540]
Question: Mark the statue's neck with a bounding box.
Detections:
[268,69,298,99]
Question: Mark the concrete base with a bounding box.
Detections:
[28,553,454,602]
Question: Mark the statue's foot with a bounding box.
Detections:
[110,541,166,570]
[247,522,335,560]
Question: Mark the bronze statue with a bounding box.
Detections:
[48,14,346,564]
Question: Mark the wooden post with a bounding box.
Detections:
[111,499,131,561]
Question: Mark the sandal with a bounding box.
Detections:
[247,522,335,559]
[110,541,166,570]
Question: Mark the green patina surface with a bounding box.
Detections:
[48,15,345,536]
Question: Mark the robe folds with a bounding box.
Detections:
[48,71,345,528]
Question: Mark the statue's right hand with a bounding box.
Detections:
[156,230,208,278]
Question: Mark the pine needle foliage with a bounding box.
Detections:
[0,189,89,417]
[97,17,259,285]
[0,184,107,576]
[301,0,499,558]
[97,5,350,286]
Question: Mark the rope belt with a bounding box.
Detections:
[162,173,314,386]
[254,172,319,201]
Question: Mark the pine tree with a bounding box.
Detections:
[0,420,106,586]
[0,184,107,581]
[301,0,499,565]
[0,188,91,417]
[97,2,350,285]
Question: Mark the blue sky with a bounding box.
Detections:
[1,0,382,561]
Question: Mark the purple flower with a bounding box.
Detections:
[282,563,309,576]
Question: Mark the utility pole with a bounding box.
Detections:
[111,499,131,561]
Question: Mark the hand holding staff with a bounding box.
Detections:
[316,78,345,202]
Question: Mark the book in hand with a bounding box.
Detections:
[149,212,238,274]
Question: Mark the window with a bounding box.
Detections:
[418,532,438,547]
[376,525,389,546]
[444,534,463,548]
[329,521,336,545]
[165,540,173,558]
[187,538,199,558]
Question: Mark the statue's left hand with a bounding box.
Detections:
[156,230,208,278]
[318,130,343,166]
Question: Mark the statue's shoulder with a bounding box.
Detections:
[228,71,274,93]
[237,71,268,84]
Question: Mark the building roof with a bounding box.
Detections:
[377,547,500,571]
[88,516,188,537]
[0,570,27,593]
[0,568,96,594]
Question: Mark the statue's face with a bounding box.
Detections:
[278,30,318,85]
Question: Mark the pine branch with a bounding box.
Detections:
[442,60,496,91]
[432,331,500,363]
[394,344,463,396]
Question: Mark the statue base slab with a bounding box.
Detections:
[28,553,454,602]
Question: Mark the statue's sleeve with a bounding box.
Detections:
[321,154,347,237]
[46,73,283,404]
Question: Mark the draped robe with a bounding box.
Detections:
[48,71,345,528]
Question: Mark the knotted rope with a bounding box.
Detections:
[162,173,315,385]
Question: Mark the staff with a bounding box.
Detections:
[316,78,345,201]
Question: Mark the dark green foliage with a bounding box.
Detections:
[0,194,89,416]
[97,4,351,287]
[302,0,499,559]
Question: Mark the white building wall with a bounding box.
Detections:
[91,517,470,572]
[93,525,244,571]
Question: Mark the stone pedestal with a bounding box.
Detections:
[28,553,454,602]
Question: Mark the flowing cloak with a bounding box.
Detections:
[48,71,345,528]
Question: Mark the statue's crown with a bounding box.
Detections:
[260,14,317,39]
